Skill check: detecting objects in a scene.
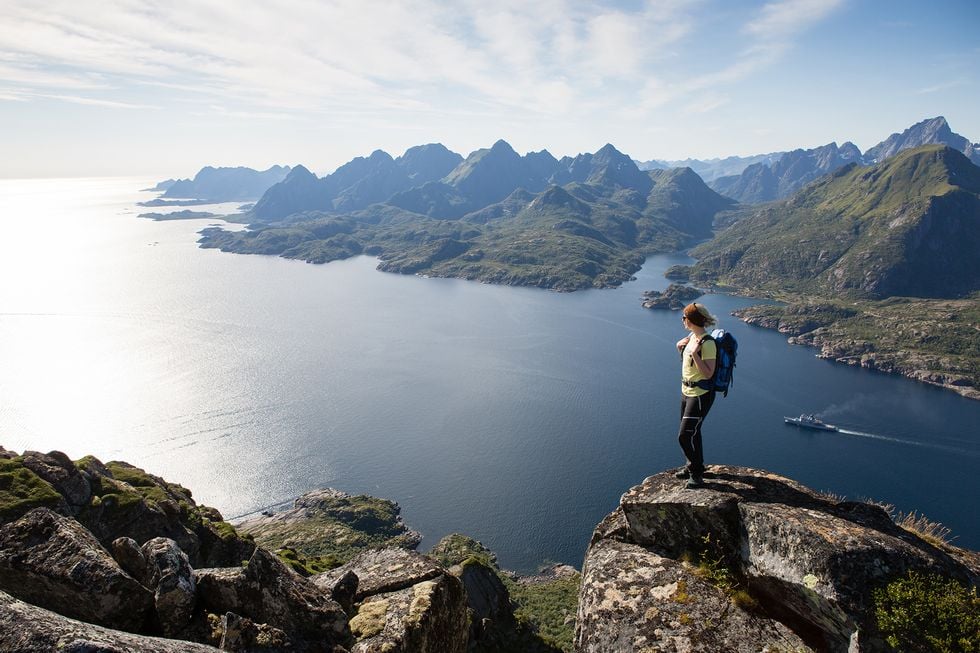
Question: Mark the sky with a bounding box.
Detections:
[1,0,978,179]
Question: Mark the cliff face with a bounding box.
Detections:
[574,466,979,653]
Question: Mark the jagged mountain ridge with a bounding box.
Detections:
[254,140,691,223]
[199,142,736,291]
[690,144,980,299]
[709,141,864,204]
[708,116,980,204]
[252,143,463,219]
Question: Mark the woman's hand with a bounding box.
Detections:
[676,335,690,353]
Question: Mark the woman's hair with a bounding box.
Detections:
[683,302,717,328]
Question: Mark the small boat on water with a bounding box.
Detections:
[784,414,839,432]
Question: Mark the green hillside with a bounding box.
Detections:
[690,145,980,299]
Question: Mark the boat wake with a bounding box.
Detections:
[834,428,978,457]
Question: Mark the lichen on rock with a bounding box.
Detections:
[575,465,980,652]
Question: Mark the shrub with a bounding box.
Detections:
[874,571,980,652]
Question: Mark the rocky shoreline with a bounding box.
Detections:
[732,301,980,401]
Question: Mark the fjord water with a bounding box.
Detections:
[1,178,978,571]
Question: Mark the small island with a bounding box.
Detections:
[640,283,702,310]
[137,198,214,208]
[138,210,219,221]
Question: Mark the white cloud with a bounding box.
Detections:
[744,0,846,37]
[916,79,968,95]
[38,94,155,110]
[687,93,730,113]
[0,0,847,138]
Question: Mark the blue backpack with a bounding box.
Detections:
[697,329,738,396]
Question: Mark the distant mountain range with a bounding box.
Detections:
[157,115,978,295]
[701,117,980,204]
[635,153,783,182]
[163,165,292,201]
[253,145,462,218]
[197,142,735,290]
[689,144,980,299]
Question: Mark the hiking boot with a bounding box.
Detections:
[674,468,690,479]
[686,476,706,489]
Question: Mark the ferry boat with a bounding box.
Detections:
[784,414,839,432]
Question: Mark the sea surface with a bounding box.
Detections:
[1,177,978,572]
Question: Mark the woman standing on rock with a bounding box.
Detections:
[674,302,717,488]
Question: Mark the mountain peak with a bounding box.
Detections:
[490,139,516,154]
[286,164,315,180]
[594,143,626,159]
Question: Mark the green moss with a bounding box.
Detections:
[502,572,581,652]
[0,457,64,520]
[349,599,390,640]
[430,533,498,569]
[274,547,341,576]
[105,461,157,487]
[208,520,239,540]
[874,571,980,652]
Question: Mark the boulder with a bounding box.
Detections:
[576,465,980,652]
[218,611,289,651]
[327,569,359,615]
[194,547,351,651]
[0,590,219,653]
[575,538,809,652]
[74,459,205,564]
[20,450,92,510]
[142,537,197,637]
[313,548,444,603]
[73,456,255,569]
[347,574,467,653]
[0,507,153,632]
[448,558,514,642]
[112,536,148,582]
[314,548,468,653]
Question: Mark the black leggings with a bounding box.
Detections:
[678,392,715,475]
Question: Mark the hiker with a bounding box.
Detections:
[674,302,717,488]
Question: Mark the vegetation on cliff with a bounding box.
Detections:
[874,571,980,652]
[1,449,254,568]
[0,457,64,519]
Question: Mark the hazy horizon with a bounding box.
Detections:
[1,0,978,179]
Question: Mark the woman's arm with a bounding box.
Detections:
[690,339,716,378]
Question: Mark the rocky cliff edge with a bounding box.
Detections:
[574,465,979,653]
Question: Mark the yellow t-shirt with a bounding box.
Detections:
[681,335,716,397]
